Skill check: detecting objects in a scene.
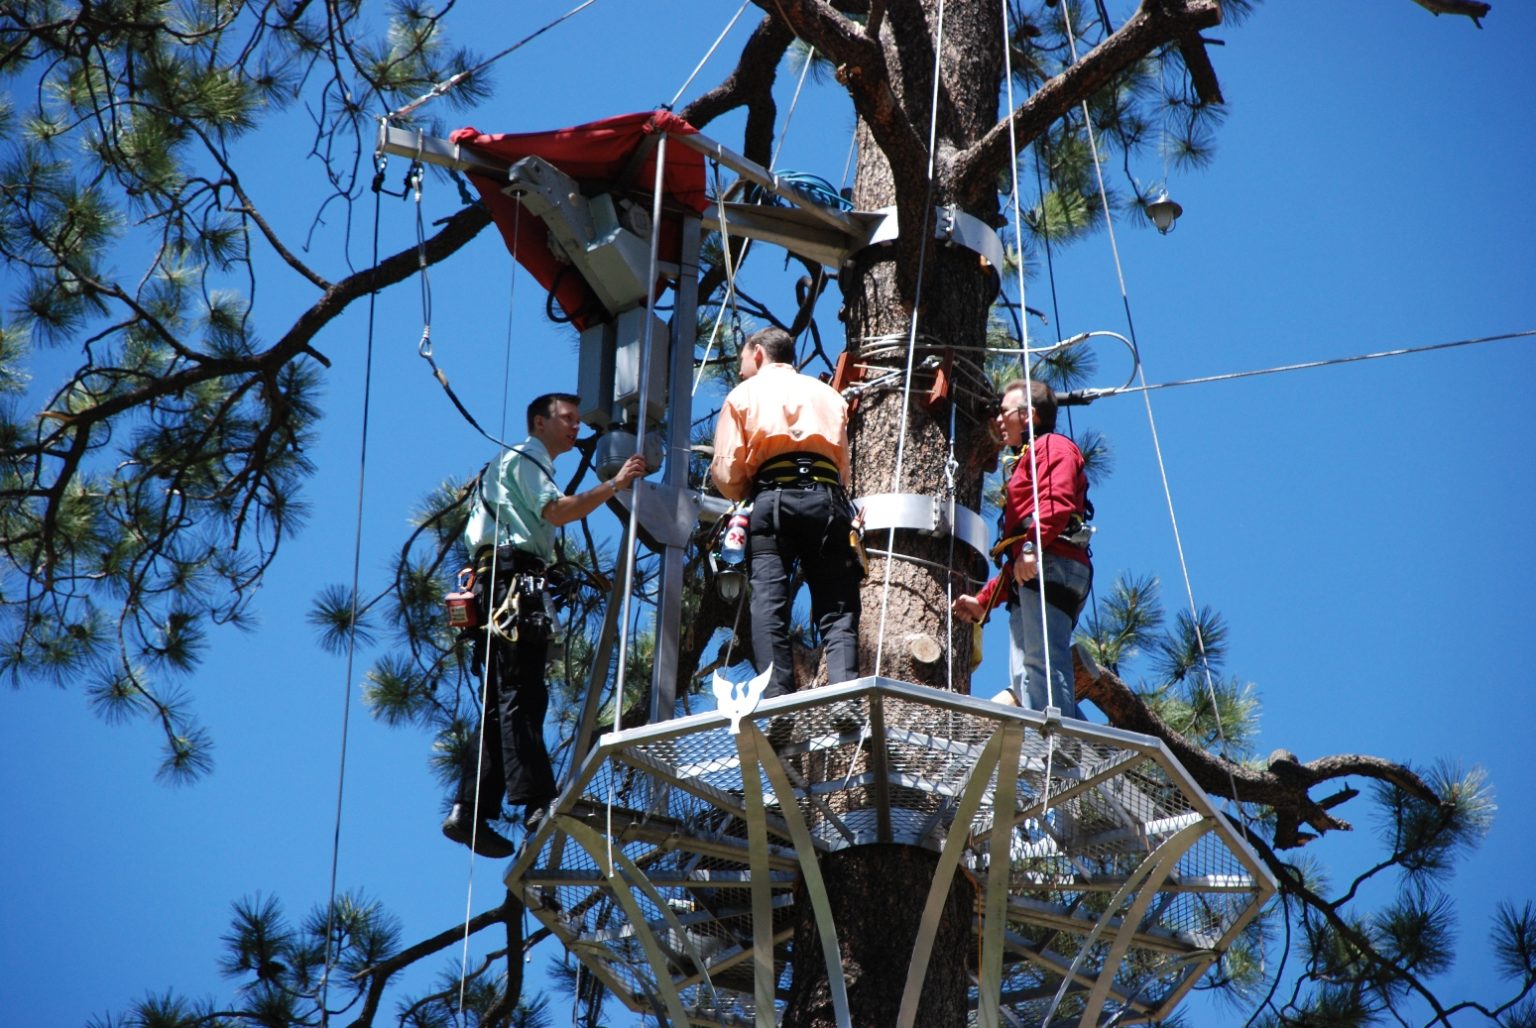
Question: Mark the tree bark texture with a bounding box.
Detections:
[782,844,976,1027]
[844,0,1003,695]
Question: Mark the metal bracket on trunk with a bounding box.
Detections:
[854,492,989,560]
[859,205,1005,272]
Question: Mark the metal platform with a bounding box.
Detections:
[507,678,1276,1027]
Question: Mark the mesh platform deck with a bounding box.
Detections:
[505,677,1275,1027]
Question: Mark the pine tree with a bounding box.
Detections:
[5,1,1527,1025]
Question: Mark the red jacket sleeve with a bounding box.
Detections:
[975,571,1004,613]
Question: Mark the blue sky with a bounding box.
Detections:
[3,1,1534,1024]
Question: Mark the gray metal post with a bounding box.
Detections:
[647,213,702,724]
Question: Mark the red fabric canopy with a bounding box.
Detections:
[450,111,707,331]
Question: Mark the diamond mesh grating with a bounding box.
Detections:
[506,678,1274,1025]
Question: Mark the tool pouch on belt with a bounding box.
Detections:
[847,507,870,579]
[444,568,482,630]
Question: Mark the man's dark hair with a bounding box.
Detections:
[1000,378,1058,433]
[527,392,580,433]
[745,326,796,365]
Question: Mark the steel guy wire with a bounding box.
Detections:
[387,0,604,122]
[1079,329,1536,398]
[1061,0,1251,858]
[317,150,388,1027]
[670,0,752,110]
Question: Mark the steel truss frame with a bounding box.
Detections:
[507,678,1276,1027]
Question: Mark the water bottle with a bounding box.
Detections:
[719,510,749,566]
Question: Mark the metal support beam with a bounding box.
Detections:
[897,727,1008,1028]
[647,212,701,726]
[559,817,695,1027]
[978,724,1023,1028]
[1078,820,1212,1025]
[670,130,863,238]
[736,726,779,1027]
[376,121,507,176]
[752,724,853,1028]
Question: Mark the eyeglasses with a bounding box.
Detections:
[998,405,1029,419]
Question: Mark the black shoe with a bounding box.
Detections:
[441,803,515,859]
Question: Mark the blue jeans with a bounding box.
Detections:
[1008,553,1092,716]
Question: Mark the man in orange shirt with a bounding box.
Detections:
[711,327,861,698]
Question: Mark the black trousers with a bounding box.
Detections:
[455,551,557,817]
[747,484,862,698]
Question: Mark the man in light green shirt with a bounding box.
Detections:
[443,392,645,857]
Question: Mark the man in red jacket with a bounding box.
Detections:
[953,379,1093,715]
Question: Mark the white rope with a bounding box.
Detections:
[669,0,751,110]
[613,135,671,726]
[872,0,947,679]
[998,0,1057,712]
[456,204,522,1015]
[692,162,744,397]
[770,45,817,171]
[1059,0,1249,833]
[696,41,822,396]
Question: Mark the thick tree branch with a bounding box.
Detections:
[1410,0,1490,25]
[348,892,516,1027]
[1073,644,1443,849]
[36,203,489,437]
[679,15,794,139]
[954,0,1223,205]
[753,0,931,178]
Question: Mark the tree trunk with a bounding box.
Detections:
[847,0,1003,694]
[789,3,1004,1024]
[784,846,976,1026]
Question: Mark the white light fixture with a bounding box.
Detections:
[1146,191,1183,235]
[716,567,745,602]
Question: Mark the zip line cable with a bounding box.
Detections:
[386,0,604,122]
[317,156,389,1027]
[872,0,947,679]
[1070,329,1536,400]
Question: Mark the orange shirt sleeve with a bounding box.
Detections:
[710,387,751,501]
